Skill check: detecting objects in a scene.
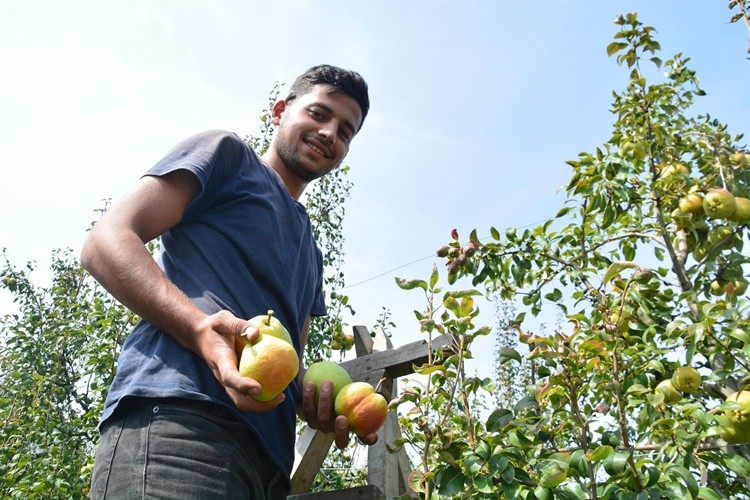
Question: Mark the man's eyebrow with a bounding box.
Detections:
[313,102,357,135]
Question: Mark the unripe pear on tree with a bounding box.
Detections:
[671,366,702,394]
[703,189,737,219]
[718,390,750,444]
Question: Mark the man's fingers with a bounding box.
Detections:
[361,431,378,446]
[316,381,334,423]
[241,324,260,343]
[301,381,317,423]
[334,415,350,449]
[230,388,285,413]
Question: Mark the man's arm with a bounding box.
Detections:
[296,316,377,448]
[80,169,282,412]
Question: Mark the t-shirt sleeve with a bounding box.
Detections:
[143,129,248,222]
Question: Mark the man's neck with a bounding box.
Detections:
[261,151,306,200]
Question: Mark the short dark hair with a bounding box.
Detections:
[286,65,370,129]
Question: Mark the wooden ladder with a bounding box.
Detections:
[287,326,451,499]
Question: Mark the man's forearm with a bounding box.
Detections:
[81,229,206,353]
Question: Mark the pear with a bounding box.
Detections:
[303,360,352,404]
[655,379,682,404]
[335,381,388,438]
[671,366,702,394]
[250,309,293,344]
[239,310,298,402]
[703,189,737,219]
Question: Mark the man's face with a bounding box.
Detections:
[271,85,363,183]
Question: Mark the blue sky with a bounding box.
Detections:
[1,1,748,377]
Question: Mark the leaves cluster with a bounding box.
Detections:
[0,248,134,497]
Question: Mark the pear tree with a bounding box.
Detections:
[394,11,750,499]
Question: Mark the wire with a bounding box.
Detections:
[342,254,436,289]
[341,217,556,290]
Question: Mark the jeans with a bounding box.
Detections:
[90,397,288,500]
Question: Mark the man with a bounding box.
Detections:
[82,65,374,499]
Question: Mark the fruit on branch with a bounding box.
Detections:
[678,193,704,215]
[658,162,690,180]
[671,366,702,394]
[703,189,737,219]
[343,334,354,350]
[707,225,735,250]
[238,310,299,402]
[607,307,634,333]
[335,381,388,438]
[718,390,750,444]
[436,245,452,257]
[620,140,646,160]
[692,241,711,262]
[729,152,748,168]
[303,360,352,405]
[712,279,749,298]
[655,379,682,404]
[729,197,750,223]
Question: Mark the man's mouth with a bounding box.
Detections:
[305,140,329,159]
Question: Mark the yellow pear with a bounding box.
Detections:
[250,309,293,344]
[239,311,298,402]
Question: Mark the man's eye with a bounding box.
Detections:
[309,109,324,120]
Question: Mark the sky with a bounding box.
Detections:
[1,0,749,380]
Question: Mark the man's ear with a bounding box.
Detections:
[270,100,287,126]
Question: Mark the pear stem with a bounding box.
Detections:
[267,309,274,324]
[374,377,387,394]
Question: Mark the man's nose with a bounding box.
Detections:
[319,123,337,144]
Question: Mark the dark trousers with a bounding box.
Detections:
[90,397,289,499]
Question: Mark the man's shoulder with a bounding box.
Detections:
[190,129,248,149]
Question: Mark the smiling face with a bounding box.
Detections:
[264,84,363,199]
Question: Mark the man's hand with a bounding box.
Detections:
[299,379,378,449]
[196,310,285,412]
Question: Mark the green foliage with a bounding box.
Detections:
[309,447,368,492]
[394,12,750,498]
[0,248,134,498]
[305,165,356,362]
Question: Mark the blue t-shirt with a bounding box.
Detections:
[100,129,326,479]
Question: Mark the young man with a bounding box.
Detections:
[82,65,374,499]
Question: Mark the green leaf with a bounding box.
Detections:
[486,408,514,432]
[724,453,750,476]
[603,261,638,284]
[498,347,522,365]
[429,263,439,289]
[588,445,614,462]
[667,464,699,498]
[488,454,510,474]
[556,206,571,218]
[698,487,724,500]
[539,469,567,488]
[436,466,465,496]
[607,41,628,56]
[603,451,630,475]
[395,277,427,291]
